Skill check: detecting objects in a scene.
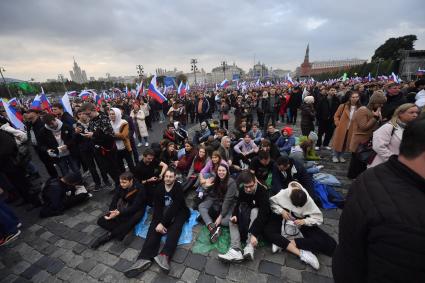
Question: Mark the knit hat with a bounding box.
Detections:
[303,95,315,104]
[368,90,387,105]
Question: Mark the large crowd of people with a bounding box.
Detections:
[1,77,424,281]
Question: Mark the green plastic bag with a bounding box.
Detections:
[192,226,231,254]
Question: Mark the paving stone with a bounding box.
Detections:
[39,231,54,240]
[140,270,159,283]
[109,242,127,256]
[196,272,215,283]
[88,263,110,279]
[172,248,189,264]
[46,235,61,244]
[11,276,33,283]
[77,233,94,245]
[246,272,268,283]
[181,267,200,283]
[59,250,84,268]
[98,241,114,252]
[227,264,247,282]
[11,261,31,275]
[81,224,98,233]
[89,209,103,217]
[21,265,42,280]
[128,236,145,250]
[31,270,51,283]
[204,258,229,279]
[27,224,43,233]
[96,251,120,266]
[56,266,75,281]
[282,266,302,282]
[267,275,282,283]
[318,254,333,266]
[31,240,51,253]
[323,209,341,220]
[63,217,81,228]
[72,222,89,232]
[14,242,32,254]
[20,249,43,264]
[119,248,139,261]
[285,253,306,270]
[0,274,18,283]
[258,260,282,277]
[112,258,133,272]
[301,271,334,283]
[34,228,47,237]
[39,244,59,255]
[68,270,91,283]
[45,259,65,275]
[34,256,53,269]
[153,273,178,283]
[56,239,77,249]
[185,253,207,271]
[76,258,97,273]
[72,243,86,255]
[169,262,186,279]
[263,250,286,265]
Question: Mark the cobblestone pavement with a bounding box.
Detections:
[0,116,351,283]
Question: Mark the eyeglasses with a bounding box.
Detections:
[244,183,256,189]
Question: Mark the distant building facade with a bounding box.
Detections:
[69,58,88,84]
[210,62,244,83]
[297,44,367,77]
[398,49,425,81]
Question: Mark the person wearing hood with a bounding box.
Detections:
[276,127,296,156]
[38,113,79,176]
[109,107,135,173]
[264,181,336,270]
[381,82,407,122]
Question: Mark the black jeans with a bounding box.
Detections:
[94,147,121,185]
[317,120,335,147]
[220,119,229,130]
[138,208,190,259]
[263,213,336,257]
[117,149,135,173]
[97,209,145,240]
[80,149,108,185]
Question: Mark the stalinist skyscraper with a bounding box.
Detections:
[69,58,88,84]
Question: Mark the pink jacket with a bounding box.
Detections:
[368,123,403,168]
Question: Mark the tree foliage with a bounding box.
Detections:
[371,34,417,61]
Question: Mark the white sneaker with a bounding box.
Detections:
[218,248,244,263]
[299,250,320,270]
[137,143,142,147]
[145,142,149,147]
[325,146,332,150]
[243,245,254,261]
[316,165,324,170]
[271,244,282,254]
[314,146,320,151]
[339,156,346,163]
[332,156,339,163]
[75,185,88,195]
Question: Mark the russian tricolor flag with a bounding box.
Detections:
[40,93,51,112]
[219,79,229,88]
[79,90,91,100]
[147,75,167,104]
[136,82,144,98]
[178,81,187,97]
[30,95,42,110]
[8,97,18,107]
[2,99,25,130]
[61,92,73,116]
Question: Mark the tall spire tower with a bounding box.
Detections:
[304,44,310,63]
[300,43,312,77]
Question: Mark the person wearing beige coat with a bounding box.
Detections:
[331,91,361,163]
[347,91,387,179]
[130,104,149,147]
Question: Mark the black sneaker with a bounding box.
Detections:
[0,230,21,246]
[124,259,152,278]
[154,254,170,272]
[90,233,111,249]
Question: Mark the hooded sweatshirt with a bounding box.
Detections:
[110,107,128,150]
[276,127,296,154]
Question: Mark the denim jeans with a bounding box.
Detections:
[0,200,19,236]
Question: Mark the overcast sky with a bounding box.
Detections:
[1,0,424,81]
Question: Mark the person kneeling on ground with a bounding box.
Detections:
[91,172,147,249]
[264,181,336,270]
[39,172,91,218]
[198,164,237,244]
[218,170,270,262]
[124,168,190,278]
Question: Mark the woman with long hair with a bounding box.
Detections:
[198,164,237,243]
[331,91,361,163]
[130,103,149,147]
[347,91,387,179]
[369,103,419,167]
[109,108,135,173]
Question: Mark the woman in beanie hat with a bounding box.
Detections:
[347,90,387,179]
[300,95,316,136]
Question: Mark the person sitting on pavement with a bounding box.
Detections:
[193,121,212,145]
[198,164,237,244]
[249,150,275,186]
[91,172,147,249]
[276,126,296,156]
[264,181,336,270]
[248,123,263,145]
[39,172,91,218]
[233,133,259,169]
[263,123,281,144]
[218,170,270,262]
[271,155,314,196]
[124,168,190,278]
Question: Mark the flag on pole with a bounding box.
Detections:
[391,72,400,83]
[39,88,51,112]
[186,82,190,93]
[2,99,25,130]
[147,75,167,104]
[79,90,91,100]
[136,82,144,98]
[219,79,229,88]
[342,73,348,82]
[30,95,42,110]
[61,93,73,116]
[8,97,18,107]
[178,81,187,97]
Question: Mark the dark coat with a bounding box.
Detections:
[332,156,425,283]
[109,182,147,218]
[315,95,340,121]
[38,123,78,157]
[300,103,315,136]
[60,112,76,128]
[271,159,314,196]
[381,92,407,122]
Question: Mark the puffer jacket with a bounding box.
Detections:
[332,156,425,283]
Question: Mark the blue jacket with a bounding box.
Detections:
[276,135,295,155]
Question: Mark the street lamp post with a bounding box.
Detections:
[58,74,67,92]
[221,61,227,80]
[190,59,198,84]
[0,67,12,98]
[136,65,144,81]
[375,58,384,77]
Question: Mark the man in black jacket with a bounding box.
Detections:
[218,170,270,262]
[91,172,147,249]
[51,102,76,128]
[333,118,425,283]
[271,155,314,196]
[315,87,340,149]
[125,168,190,277]
[381,82,407,122]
